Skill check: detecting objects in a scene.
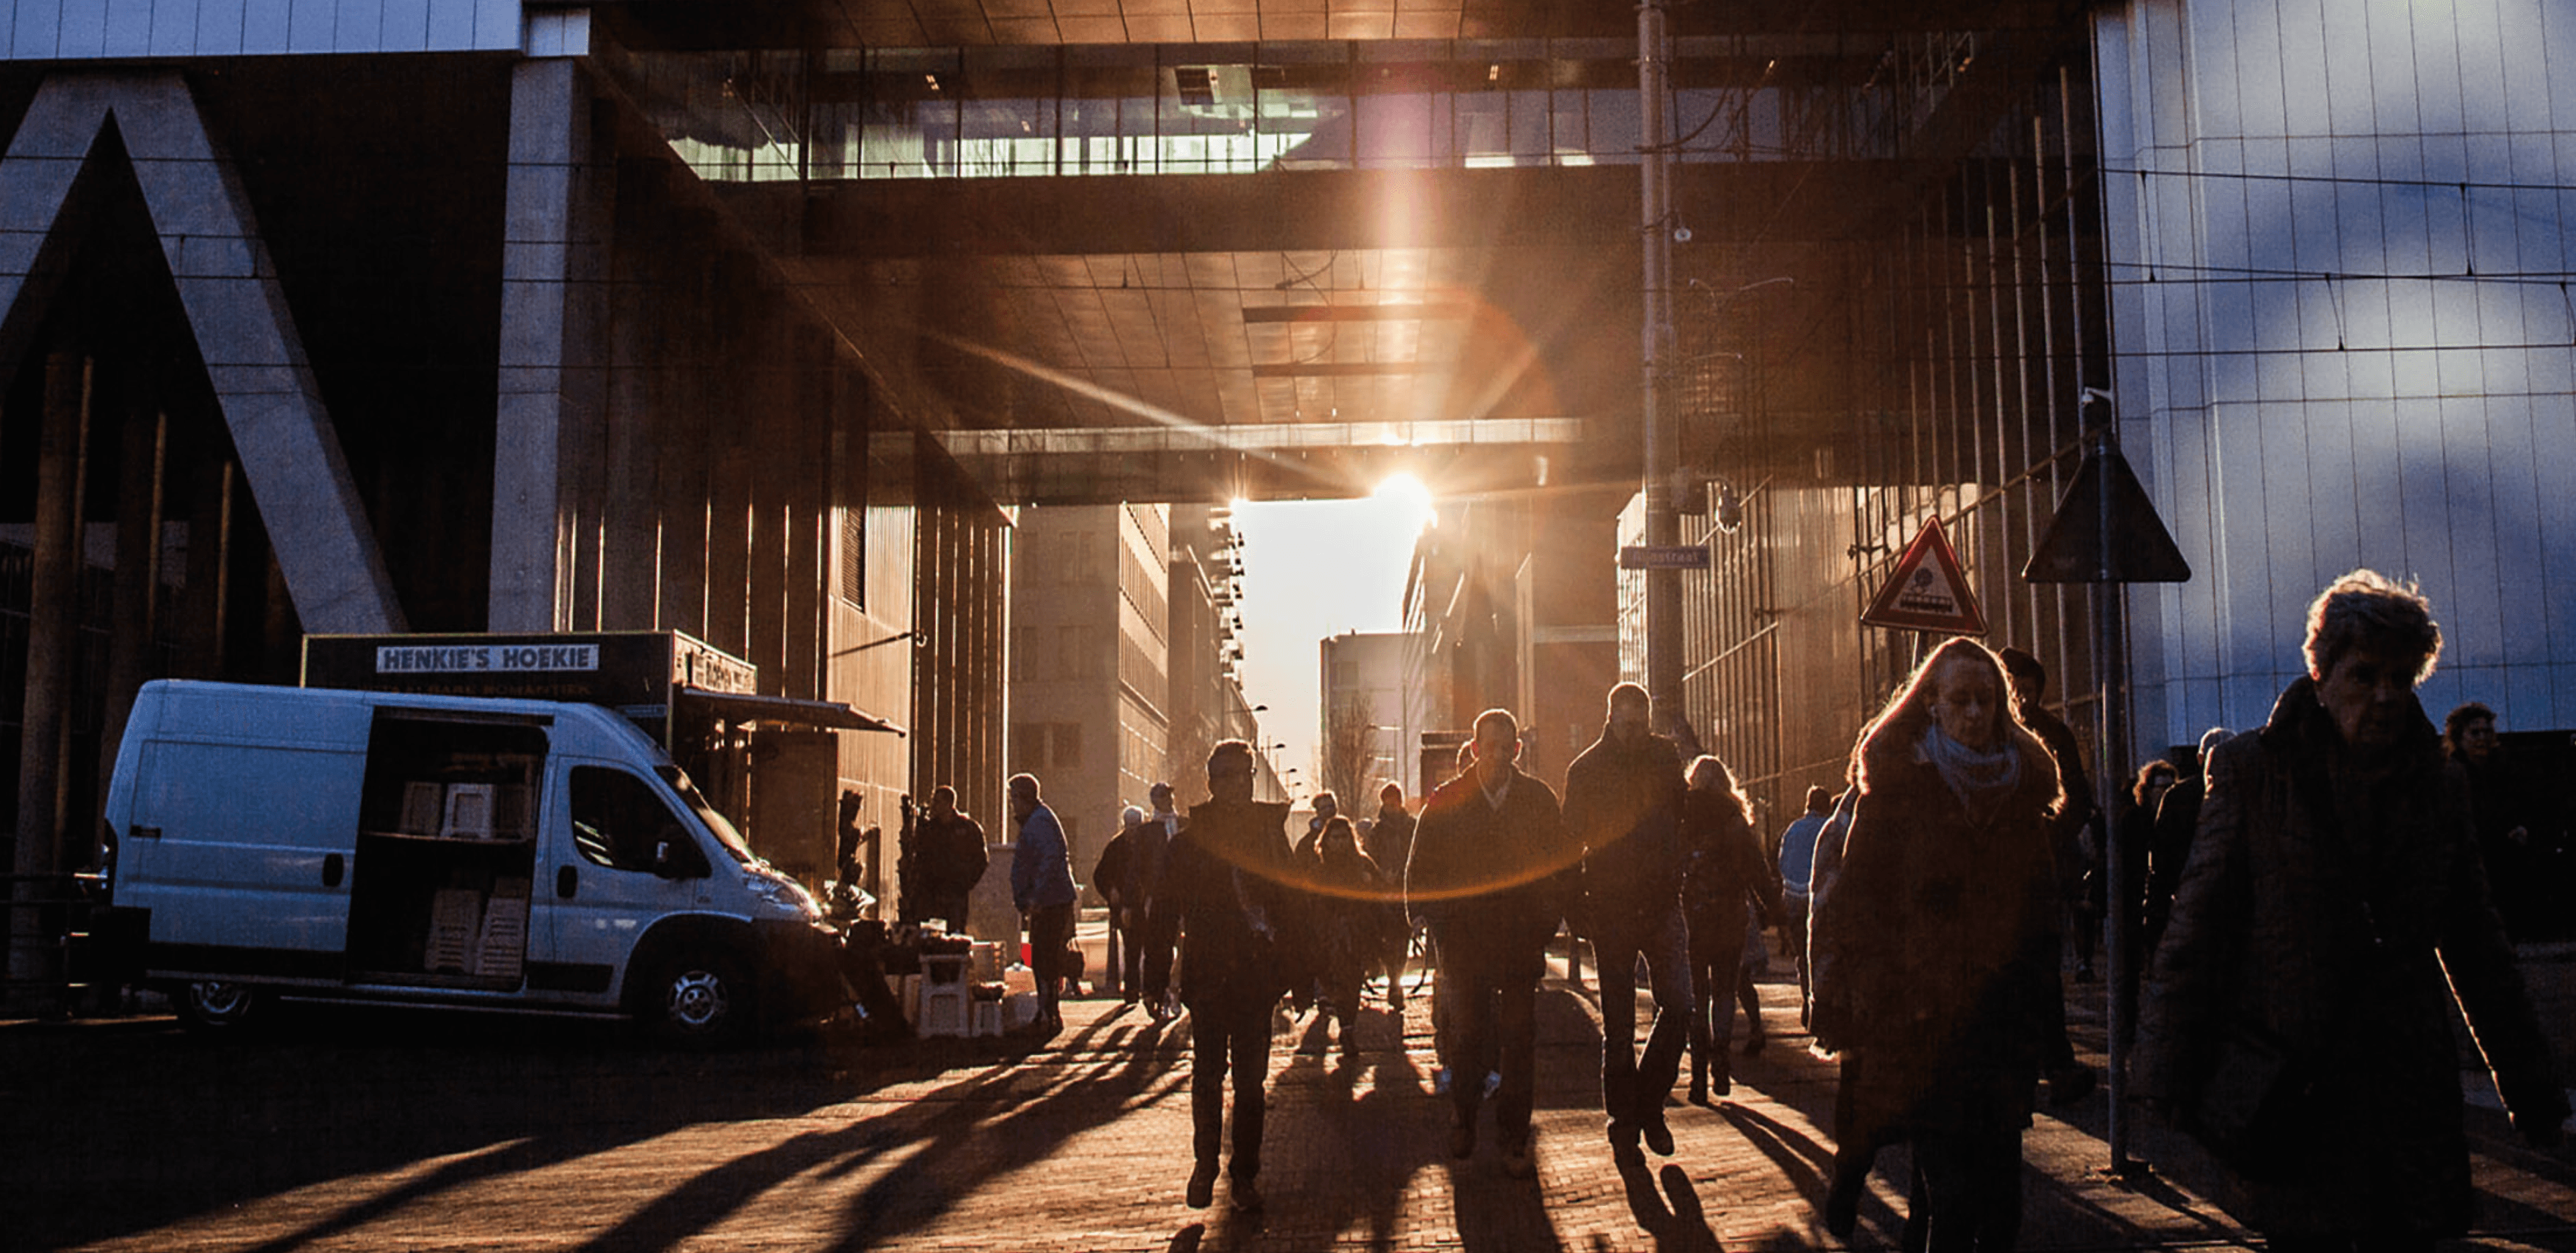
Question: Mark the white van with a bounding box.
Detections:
[99,679,850,1043]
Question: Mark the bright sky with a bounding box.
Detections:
[1231,475,1438,802]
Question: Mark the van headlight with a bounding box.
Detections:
[747,871,823,920]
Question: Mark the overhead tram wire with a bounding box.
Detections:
[2104,164,2576,195]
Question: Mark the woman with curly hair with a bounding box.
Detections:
[2135,571,2564,1252]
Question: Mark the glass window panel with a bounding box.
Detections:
[1552,91,1587,161]
[963,96,1044,140]
[1455,90,1511,165]
[1457,38,1544,62]
[1671,89,1725,160]
[1548,38,1629,62]
[1508,89,1550,162]
[1360,91,1442,167]
[1587,89,1640,164]
[1267,90,1346,169]
[862,97,957,178]
[1748,87,1782,156]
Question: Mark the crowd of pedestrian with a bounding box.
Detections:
[865,567,2566,1247]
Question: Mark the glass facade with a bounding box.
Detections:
[602,35,1980,184]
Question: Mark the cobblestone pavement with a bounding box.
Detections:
[6,942,2573,1252]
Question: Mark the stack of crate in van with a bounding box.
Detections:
[426,889,482,974]
[477,879,530,982]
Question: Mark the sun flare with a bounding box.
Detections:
[1373,473,1438,535]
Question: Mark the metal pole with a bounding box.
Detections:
[1639,0,1682,730]
[2095,430,2137,1173]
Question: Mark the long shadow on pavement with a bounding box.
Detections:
[0,1004,1140,1252]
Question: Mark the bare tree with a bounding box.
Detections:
[1322,692,1379,810]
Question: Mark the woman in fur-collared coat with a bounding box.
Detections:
[2133,571,2565,1253]
[1810,636,2065,1251]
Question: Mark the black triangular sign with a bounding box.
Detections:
[2023,444,2192,584]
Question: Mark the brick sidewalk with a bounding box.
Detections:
[27,942,2566,1252]
[826,944,2576,1252]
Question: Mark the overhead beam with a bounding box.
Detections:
[730,161,1941,263]
[1241,304,1474,323]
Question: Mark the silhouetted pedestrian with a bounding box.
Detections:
[1308,814,1394,1059]
[1679,753,1782,1103]
[1368,782,1417,1007]
[2447,702,2547,938]
[908,785,989,932]
[1156,741,1292,1213]
[2143,727,2229,957]
[1774,784,1835,1018]
[2108,759,2176,985]
[1095,802,1171,1004]
[1564,682,1695,1156]
[1407,708,1572,1179]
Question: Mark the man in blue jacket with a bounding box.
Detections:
[1010,773,1079,1035]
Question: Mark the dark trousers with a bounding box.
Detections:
[1686,904,1752,1085]
[1027,902,1075,1022]
[1191,995,1273,1181]
[1827,1050,1907,1223]
[1913,1128,2023,1253]
[906,891,969,932]
[1122,912,1176,1001]
[1595,904,1693,1122]
[1444,949,1540,1146]
[1779,893,1811,1010]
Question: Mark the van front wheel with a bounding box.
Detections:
[174,980,262,1031]
[641,951,753,1047]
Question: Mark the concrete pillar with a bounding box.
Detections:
[598,158,662,631]
[656,252,716,640]
[780,341,828,701]
[747,323,799,690]
[490,58,607,631]
[704,256,759,656]
[99,403,166,820]
[10,352,91,1003]
[712,447,752,657]
[177,458,233,679]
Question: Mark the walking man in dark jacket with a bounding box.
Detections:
[1154,740,1291,1213]
[1405,708,1573,1179]
[1563,682,1695,1156]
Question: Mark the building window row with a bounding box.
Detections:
[608,36,1972,184]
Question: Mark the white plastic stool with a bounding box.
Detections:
[916,954,971,1038]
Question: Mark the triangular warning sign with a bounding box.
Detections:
[1862,516,1988,635]
[2022,443,2192,584]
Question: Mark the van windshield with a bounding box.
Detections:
[657,765,753,865]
